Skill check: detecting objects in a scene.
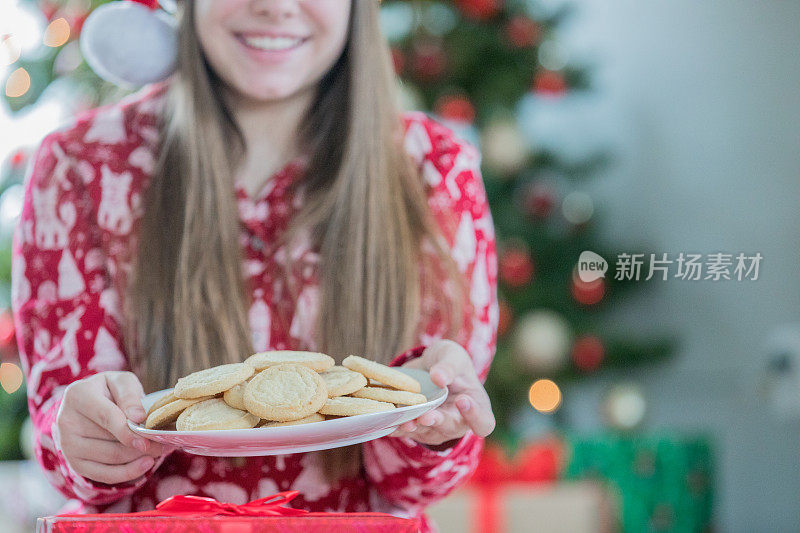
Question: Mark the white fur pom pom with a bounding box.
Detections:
[80,2,178,88]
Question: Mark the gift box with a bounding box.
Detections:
[427,439,616,533]
[427,482,616,533]
[37,491,421,533]
[564,433,713,532]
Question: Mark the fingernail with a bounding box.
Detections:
[139,456,154,470]
[132,439,147,453]
[457,398,471,411]
[419,415,435,426]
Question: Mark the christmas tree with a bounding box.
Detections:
[1,0,674,451]
[381,0,675,444]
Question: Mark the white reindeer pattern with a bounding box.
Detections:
[97,164,134,235]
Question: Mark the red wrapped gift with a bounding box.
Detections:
[36,491,421,533]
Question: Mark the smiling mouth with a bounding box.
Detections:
[237,34,309,52]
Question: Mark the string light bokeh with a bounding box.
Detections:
[43,17,71,49]
[5,67,30,98]
[0,362,22,395]
[0,36,22,66]
[1,0,82,176]
[528,378,562,414]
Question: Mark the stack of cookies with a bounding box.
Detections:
[144,352,428,431]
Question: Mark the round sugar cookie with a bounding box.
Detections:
[319,366,367,398]
[244,350,335,372]
[222,382,247,410]
[342,355,421,393]
[318,396,396,416]
[176,398,260,431]
[146,391,177,417]
[351,386,427,406]
[145,396,211,429]
[173,363,254,399]
[262,413,325,427]
[244,364,327,422]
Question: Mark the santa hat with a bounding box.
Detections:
[80,0,179,88]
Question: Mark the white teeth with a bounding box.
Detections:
[243,36,303,51]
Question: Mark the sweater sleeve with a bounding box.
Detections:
[362,115,499,515]
[11,131,160,505]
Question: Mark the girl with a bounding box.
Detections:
[12,0,498,529]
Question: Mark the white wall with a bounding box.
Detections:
[555,1,800,531]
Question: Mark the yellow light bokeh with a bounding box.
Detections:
[529,379,562,413]
[43,18,71,48]
[6,67,31,98]
[0,362,23,394]
[1,35,22,66]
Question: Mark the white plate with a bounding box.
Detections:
[129,368,447,456]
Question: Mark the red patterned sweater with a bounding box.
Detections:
[11,82,498,531]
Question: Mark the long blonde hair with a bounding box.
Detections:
[123,0,464,474]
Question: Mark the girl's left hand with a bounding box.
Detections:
[391,339,495,446]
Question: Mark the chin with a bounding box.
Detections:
[233,77,307,103]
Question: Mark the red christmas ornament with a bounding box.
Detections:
[0,311,16,348]
[499,248,534,287]
[410,42,447,82]
[505,16,541,48]
[10,149,26,168]
[524,182,557,218]
[435,94,475,123]
[454,0,502,21]
[571,273,605,306]
[70,13,88,37]
[533,70,567,96]
[572,335,604,372]
[40,2,60,21]
[390,47,405,75]
[131,0,161,8]
[497,300,513,336]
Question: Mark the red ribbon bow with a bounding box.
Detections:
[59,491,308,519]
[467,441,563,533]
[150,491,309,517]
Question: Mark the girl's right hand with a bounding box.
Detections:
[55,371,170,484]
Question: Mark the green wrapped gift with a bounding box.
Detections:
[564,433,713,532]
